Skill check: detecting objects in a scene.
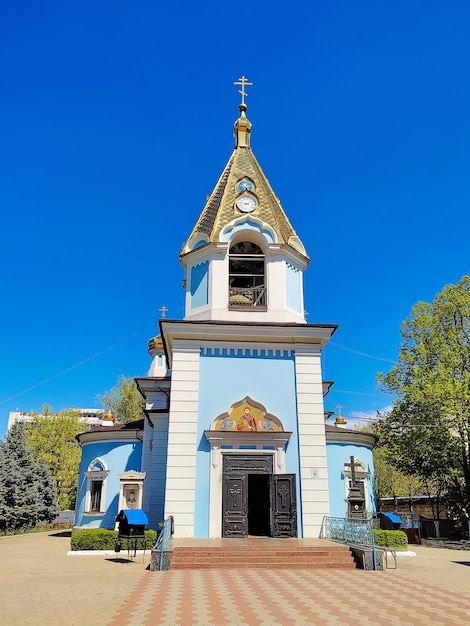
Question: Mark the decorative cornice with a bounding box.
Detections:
[159,319,337,368]
[204,430,292,446]
[117,471,146,480]
[201,345,293,358]
[325,428,376,448]
[78,428,143,446]
[135,377,171,394]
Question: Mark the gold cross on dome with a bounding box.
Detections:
[234,75,253,106]
[159,305,168,319]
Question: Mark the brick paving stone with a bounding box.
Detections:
[2,532,470,625]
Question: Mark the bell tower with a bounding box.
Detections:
[180,77,309,324]
[140,78,337,539]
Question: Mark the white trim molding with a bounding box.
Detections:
[117,470,147,514]
[84,458,109,515]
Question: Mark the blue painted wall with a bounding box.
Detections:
[75,439,142,529]
[190,261,209,309]
[286,262,302,313]
[326,442,376,518]
[194,350,300,537]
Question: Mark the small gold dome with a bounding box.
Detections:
[148,335,164,351]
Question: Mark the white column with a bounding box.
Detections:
[295,346,330,537]
[164,342,200,537]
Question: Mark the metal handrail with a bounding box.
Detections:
[320,516,377,570]
[229,286,267,307]
[154,516,174,570]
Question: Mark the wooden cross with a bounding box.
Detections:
[159,305,168,319]
[234,75,253,106]
[345,456,361,488]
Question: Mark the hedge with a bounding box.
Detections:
[373,529,408,551]
[71,528,158,551]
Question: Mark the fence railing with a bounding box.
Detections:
[154,516,174,571]
[229,286,267,308]
[320,516,377,569]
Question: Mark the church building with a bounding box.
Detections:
[74,78,376,537]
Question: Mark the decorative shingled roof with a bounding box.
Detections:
[181,103,308,260]
[194,156,235,237]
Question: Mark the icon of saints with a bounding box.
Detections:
[237,407,257,431]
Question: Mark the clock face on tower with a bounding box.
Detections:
[236,193,258,213]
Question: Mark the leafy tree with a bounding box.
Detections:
[355,421,423,510]
[378,275,470,524]
[0,422,59,531]
[373,446,421,502]
[26,406,83,509]
[97,375,145,424]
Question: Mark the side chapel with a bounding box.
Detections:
[74,78,376,537]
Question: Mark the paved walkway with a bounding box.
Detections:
[1,531,470,625]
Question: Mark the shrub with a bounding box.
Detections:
[71,528,157,551]
[373,529,408,551]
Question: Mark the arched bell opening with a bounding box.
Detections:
[228,240,266,310]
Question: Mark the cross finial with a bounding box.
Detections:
[159,305,168,319]
[234,75,253,106]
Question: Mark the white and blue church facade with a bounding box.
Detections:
[74,84,376,537]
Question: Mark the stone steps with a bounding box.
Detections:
[171,544,355,570]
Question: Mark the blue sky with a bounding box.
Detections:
[1,1,469,437]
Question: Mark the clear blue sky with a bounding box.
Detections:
[1,1,469,437]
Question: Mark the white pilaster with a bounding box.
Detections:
[164,342,200,537]
[295,347,330,537]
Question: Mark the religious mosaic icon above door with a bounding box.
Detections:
[212,398,283,433]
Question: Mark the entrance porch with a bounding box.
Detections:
[167,537,355,570]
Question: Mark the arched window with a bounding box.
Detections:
[85,458,109,515]
[228,241,266,309]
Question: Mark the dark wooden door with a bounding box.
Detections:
[270,474,297,537]
[222,473,248,537]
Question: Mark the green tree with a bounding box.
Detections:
[373,446,420,503]
[26,407,83,509]
[378,274,470,524]
[0,422,59,531]
[97,375,145,424]
[355,421,423,511]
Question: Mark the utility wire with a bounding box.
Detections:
[0,331,142,406]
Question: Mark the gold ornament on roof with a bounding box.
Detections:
[335,405,347,426]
